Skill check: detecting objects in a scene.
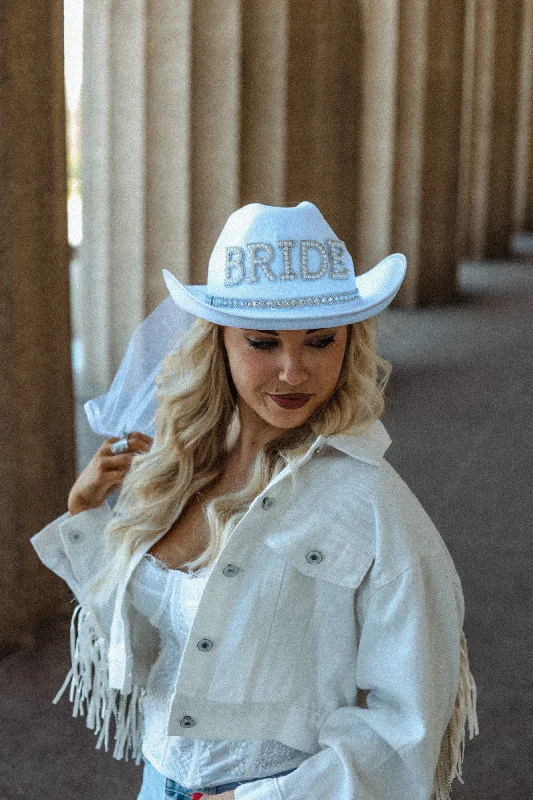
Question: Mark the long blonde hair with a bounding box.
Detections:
[91,317,390,598]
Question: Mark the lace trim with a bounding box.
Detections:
[144,552,211,578]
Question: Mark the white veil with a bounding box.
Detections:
[84,296,194,438]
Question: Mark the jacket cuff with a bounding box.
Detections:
[30,510,72,570]
[30,501,115,592]
[57,499,114,540]
[57,501,116,586]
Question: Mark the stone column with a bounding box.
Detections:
[514,0,533,233]
[392,0,466,306]
[350,0,399,273]
[145,0,193,306]
[81,0,148,395]
[485,1,523,257]
[189,0,242,284]
[0,1,76,653]
[240,0,288,208]
[458,0,525,260]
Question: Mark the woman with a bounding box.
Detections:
[32,202,478,800]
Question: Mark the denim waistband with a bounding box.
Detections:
[166,766,297,798]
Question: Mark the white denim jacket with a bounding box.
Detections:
[31,421,478,800]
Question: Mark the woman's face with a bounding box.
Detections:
[223,325,349,436]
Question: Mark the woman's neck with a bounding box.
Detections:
[232,400,284,463]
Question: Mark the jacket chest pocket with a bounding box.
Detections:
[264,529,374,590]
[250,531,374,707]
[262,529,374,650]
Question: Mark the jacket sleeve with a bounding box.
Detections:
[30,502,148,764]
[235,559,472,800]
[30,501,115,603]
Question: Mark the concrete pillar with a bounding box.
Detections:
[0,1,76,653]
[514,0,533,233]
[189,0,242,284]
[485,1,523,257]
[351,0,399,273]
[145,0,192,307]
[240,0,288,207]
[282,0,360,258]
[456,0,485,261]
[392,0,466,306]
[81,0,147,394]
[458,0,524,260]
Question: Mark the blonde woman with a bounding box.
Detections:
[32,203,478,800]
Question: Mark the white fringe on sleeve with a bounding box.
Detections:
[432,630,479,800]
[53,604,145,765]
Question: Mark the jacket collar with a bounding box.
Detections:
[325,420,391,465]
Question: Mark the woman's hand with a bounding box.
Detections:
[67,432,153,515]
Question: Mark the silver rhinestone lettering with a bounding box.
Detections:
[326,239,350,279]
[300,240,329,281]
[224,247,246,286]
[246,242,277,284]
[278,240,297,281]
[205,289,360,310]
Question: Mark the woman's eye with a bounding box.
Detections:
[307,335,336,349]
[245,338,278,350]
[245,335,336,350]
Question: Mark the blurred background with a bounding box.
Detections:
[0,1,532,797]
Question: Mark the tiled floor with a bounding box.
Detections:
[2,259,532,799]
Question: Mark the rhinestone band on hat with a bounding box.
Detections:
[205,289,360,310]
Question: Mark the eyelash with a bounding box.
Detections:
[245,336,336,351]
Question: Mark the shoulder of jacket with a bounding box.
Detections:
[370,459,461,587]
[303,443,460,589]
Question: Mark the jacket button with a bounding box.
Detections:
[71,532,81,541]
[180,715,196,728]
[306,550,323,564]
[314,447,323,456]
[222,564,240,577]
[197,638,213,651]
[262,496,275,509]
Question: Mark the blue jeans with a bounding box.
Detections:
[137,759,297,800]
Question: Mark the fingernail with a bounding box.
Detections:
[192,793,203,799]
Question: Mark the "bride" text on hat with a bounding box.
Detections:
[224,239,350,287]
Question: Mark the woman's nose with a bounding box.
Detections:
[278,353,309,385]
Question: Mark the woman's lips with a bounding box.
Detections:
[268,393,312,409]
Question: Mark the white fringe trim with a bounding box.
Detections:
[53,604,145,765]
[432,630,479,800]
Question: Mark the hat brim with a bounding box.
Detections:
[162,253,406,330]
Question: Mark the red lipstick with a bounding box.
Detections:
[269,393,312,409]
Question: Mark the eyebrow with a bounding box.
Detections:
[251,329,327,335]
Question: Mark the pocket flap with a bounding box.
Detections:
[264,529,374,589]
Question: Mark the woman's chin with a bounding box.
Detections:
[260,403,315,431]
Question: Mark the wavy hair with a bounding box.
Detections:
[90,317,391,598]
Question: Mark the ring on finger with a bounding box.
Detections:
[110,434,130,455]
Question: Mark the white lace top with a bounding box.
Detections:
[128,554,308,788]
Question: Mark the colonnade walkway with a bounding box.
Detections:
[1,259,531,798]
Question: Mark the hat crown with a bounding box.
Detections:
[206,202,357,301]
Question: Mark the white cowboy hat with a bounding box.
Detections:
[162,201,406,330]
[84,203,406,436]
